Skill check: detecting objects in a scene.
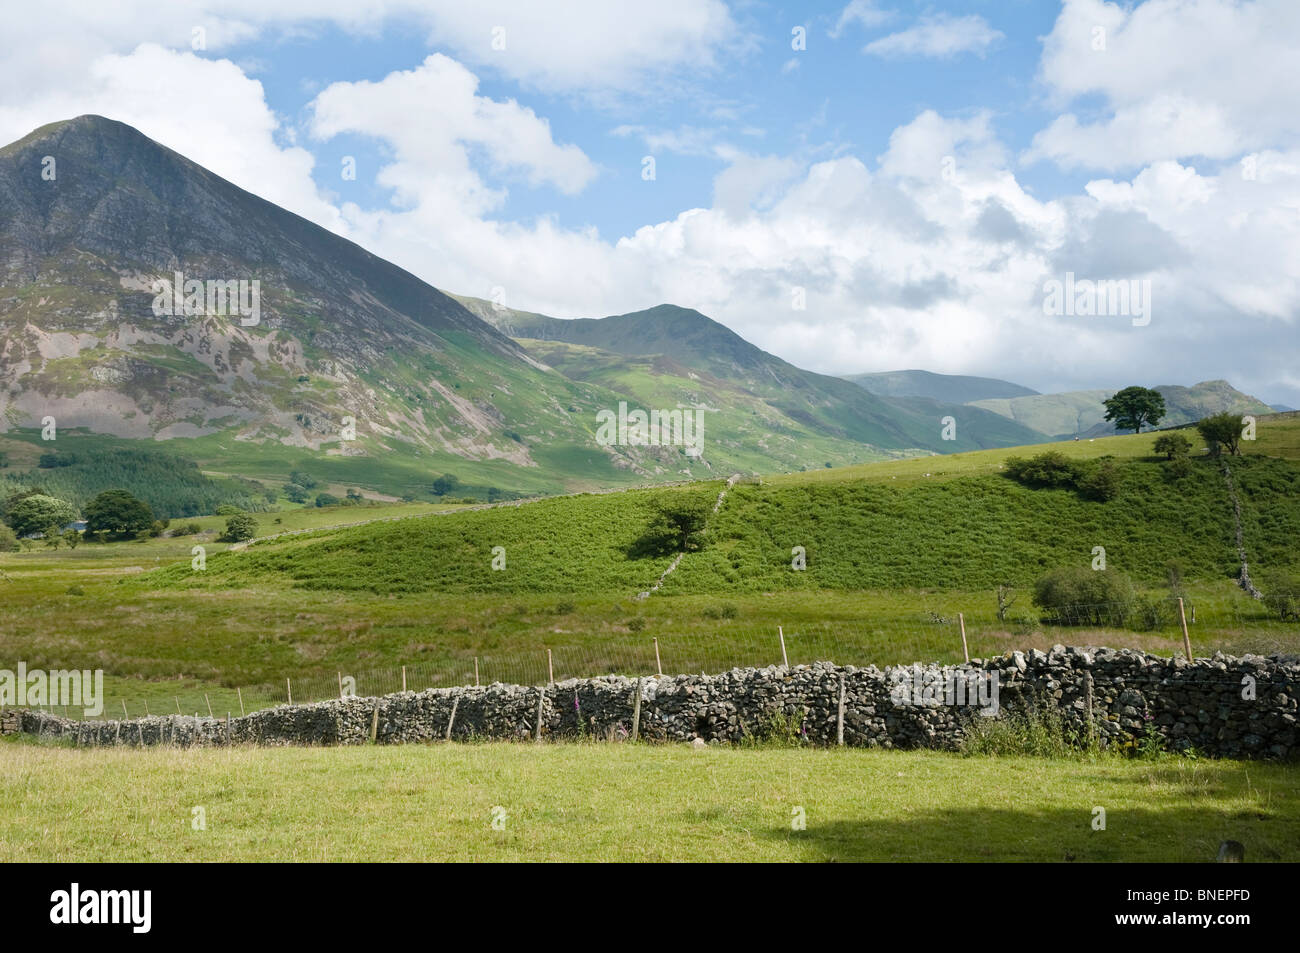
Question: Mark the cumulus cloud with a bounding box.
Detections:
[864,14,1003,58]
[1027,0,1300,170]
[311,54,597,208]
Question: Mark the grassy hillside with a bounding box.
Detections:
[147,419,1300,597]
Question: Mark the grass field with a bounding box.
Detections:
[1,738,1295,862]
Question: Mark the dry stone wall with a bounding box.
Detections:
[6,647,1297,759]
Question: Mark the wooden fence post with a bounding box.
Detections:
[631,677,643,742]
[534,688,545,743]
[958,612,970,664]
[174,697,181,715]
[474,657,480,687]
[237,687,245,717]
[653,638,662,676]
[143,699,150,717]
[286,678,293,707]
[121,700,128,720]
[547,649,554,686]
[402,665,407,693]
[205,694,214,718]
[1178,597,1193,661]
[778,626,789,668]
[369,705,379,744]
[836,673,846,746]
[445,697,459,741]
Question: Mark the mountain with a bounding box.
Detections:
[456,296,1047,455]
[970,380,1275,438]
[0,117,824,497]
[844,369,1038,404]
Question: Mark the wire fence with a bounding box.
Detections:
[22,594,1297,722]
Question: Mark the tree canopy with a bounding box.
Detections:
[1103,386,1166,433]
[4,494,78,537]
[84,489,154,540]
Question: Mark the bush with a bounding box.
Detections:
[1004,451,1083,489]
[0,523,18,552]
[218,512,259,543]
[1078,458,1121,502]
[314,493,340,508]
[1262,571,1300,622]
[1153,431,1192,460]
[1032,567,1136,625]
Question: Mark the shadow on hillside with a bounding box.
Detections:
[758,805,1291,862]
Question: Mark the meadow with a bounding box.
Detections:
[1,738,1296,862]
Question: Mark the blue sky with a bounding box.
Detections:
[3,0,1299,405]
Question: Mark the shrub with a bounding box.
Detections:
[1078,458,1121,502]
[315,493,340,507]
[0,523,18,552]
[218,512,259,543]
[1153,431,1192,460]
[1032,566,1136,625]
[1262,571,1300,622]
[1003,451,1083,489]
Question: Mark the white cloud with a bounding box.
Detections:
[1028,0,1300,170]
[311,54,596,209]
[0,44,342,231]
[830,0,892,39]
[864,14,1002,59]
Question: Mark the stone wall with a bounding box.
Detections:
[5,647,1297,759]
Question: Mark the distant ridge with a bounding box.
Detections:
[845,369,1038,404]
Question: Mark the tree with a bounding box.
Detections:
[289,470,318,489]
[995,584,1017,622]
[432,473,461,496]
[5,494,78,538]
[1153,431,1192,460]
[314,492,340,507]
[1103,386,1166,434]
[84,489,155,540]
[62,528,80,550]
[219,512,259,542]
[631,496,713,557]
[1196,412,1245,457]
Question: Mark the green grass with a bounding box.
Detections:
[1,741,1295,861]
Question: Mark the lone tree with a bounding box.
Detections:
[1196,412,1246,457]
[631,495,713,557]
[84,489,154,540]
[219,512,259,542]
[1103,386,1166,434]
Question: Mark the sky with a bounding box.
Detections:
[2,0,1299,406]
